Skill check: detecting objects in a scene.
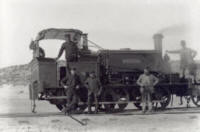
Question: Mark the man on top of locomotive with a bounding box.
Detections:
[60,67,81,114]
[166,40,197,80]
[85,71,102,114]
[137,67,159,114]
[55,34,79,72]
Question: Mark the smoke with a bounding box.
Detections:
[158,24,193,57]
[157,24,190,36]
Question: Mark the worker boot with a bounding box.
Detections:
[88,107,92,114]
[141,103,146,114]
[147,106,153,114]
[88,103,92,114]
[186,96,191,108]
[94,101,99,114]
[94,107,98,114]
[179,97,183,105]
[64,104,71,115]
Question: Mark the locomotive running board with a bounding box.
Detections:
[44,96,165,104]
[45,96,68,99]
[78,100,164,105]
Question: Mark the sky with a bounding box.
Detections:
[0,0,200,68]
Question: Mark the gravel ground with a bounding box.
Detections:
[0,85,200,132]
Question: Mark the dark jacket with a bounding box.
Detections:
[85,77,102,95]
[61,74,81,90]
[57,42,78,60]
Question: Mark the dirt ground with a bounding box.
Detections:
[0,85,200,132]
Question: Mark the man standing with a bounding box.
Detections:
[61,68,81,114]
[137,67,159,114]
[85,71,102,114]
[163,52,171,73]
[166,40,197,79]
[55,34,79,73]
[167,40,197,105]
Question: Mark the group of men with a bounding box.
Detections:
[60,68,102,115]
[59,66,159,115]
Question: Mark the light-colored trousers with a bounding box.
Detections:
[140,87,153,111]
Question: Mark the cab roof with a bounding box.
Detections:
[35,28,83,41]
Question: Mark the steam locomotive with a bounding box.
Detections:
[29,28,200,113]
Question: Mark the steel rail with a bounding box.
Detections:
[0,107,199,118]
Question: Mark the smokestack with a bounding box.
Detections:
[153,33,163,54]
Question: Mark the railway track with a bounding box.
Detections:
[0,107,199,118]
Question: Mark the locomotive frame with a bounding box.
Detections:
[29,28,200,113]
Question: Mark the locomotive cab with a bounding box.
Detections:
[29,29,89,100]
[29,28,101,112]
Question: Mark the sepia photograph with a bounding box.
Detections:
[0,0,200,131]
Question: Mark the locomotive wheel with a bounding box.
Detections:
[132,90,142,110]
[102,90,116,112]
[116,89,129,111]
[191,95,200,107]
[154,88,171,109]
[133,96,142,110]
